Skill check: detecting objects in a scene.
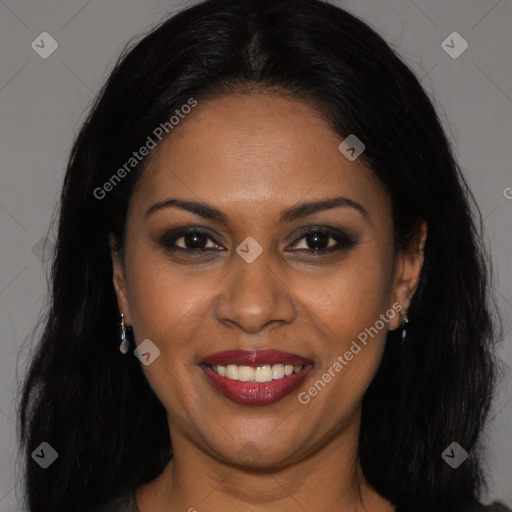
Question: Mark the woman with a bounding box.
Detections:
[17,0,510,511]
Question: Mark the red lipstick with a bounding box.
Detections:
[201,349,312,406]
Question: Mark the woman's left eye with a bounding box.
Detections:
[288,229,355,253]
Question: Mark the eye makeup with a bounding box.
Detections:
[156,224,358,258]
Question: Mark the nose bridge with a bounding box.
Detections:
[214,248,296,334]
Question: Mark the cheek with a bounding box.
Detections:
[300,251,394,388]
[304,254,392,336]
[123,249,211,412]
[125,242,207,335]
[123,244,227,396]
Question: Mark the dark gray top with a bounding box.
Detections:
[95,488,511,512]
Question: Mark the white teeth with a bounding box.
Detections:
[226,364,239,380]
[272,364,285,379]
[212,363,304,382]
[238,366,255,381]
[255,365,273,382]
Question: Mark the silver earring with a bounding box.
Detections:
[401,311,409,343]
[119,313,129,354]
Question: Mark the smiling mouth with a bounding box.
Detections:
[208,363,304,382]
[200,349,313,405]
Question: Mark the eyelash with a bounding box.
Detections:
[158,227,356,255]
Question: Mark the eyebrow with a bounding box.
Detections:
[145,196,370,224]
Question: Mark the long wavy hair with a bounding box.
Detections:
[18,0,502,511]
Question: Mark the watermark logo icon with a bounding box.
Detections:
[31,442,58,469]
[134,338,161,366]
[32,237,54,263]
[237,442,262,465]
[31,32,59,59]
[503,187,512,200]
[441,442,469,469]
[441,32,468,59]
[338,134,365,161]
[236,237,263,263]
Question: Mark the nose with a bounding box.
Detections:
[214,251,297,335]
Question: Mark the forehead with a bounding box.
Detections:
[130,93,388,222]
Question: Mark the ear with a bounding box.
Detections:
[109,233,133,325]
[389,220,427,330]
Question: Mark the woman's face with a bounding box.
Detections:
[112,92,425,468]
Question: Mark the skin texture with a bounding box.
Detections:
[111,92,427,512]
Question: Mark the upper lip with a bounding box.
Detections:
[202,349,312,367]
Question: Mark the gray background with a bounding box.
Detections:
[0,0,511,510]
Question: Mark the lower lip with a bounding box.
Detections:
[201,364,312,406]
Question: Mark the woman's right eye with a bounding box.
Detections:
[159,229,224,253]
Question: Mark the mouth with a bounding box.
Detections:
[201,349,313,406]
